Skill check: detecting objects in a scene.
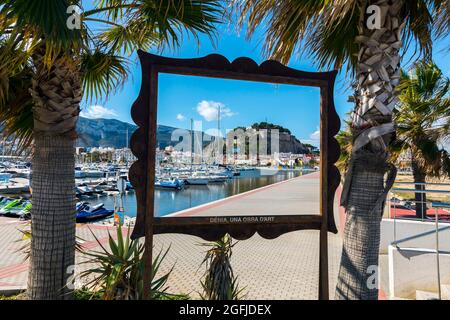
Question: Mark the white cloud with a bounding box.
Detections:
[80,105,117,119]
[300,128,320,147]
[196,100,236,122]
[310,128,320,141]
[176,113,185,121]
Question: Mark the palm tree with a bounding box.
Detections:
[232,0,449,299]
[336,118,353,176]
[0,0,222,300]
[391,61,450,219]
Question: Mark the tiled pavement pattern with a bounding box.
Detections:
[0,218,27,287]
[0,172,344,299]
[155,231,342,299]
[0,218,343,299]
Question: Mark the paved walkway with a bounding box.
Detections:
[0,173,344,299]
[168,172,320,217]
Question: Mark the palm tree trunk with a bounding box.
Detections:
[336,157,387,299]
[412,160,427,219]
[28,135,76,299]
[336,0,403,300]
[27,56,81,299]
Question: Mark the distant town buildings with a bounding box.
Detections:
[157,143,320,168]
[76,147,136,164]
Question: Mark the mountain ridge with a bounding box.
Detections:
[76,117,211,149]
[76,117,312,153]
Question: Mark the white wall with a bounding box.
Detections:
[380,219,450,254]
[389,246,450,299]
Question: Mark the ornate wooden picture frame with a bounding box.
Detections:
[129,50,341,299]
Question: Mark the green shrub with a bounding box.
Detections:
[80,226,186,300]
[199,234,245,300]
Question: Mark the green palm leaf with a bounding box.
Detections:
[94,0,222,53]
[394,61,450,178]
[233,0,448,70]
[81,49,129,101]
[0,0,223,149]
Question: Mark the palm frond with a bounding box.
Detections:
[336,127,353,175]
[430,0,450,40]
[0,0,86,65]
[233,0,446,71]
[307,4,359,73]
[0,44,34,149]
[234,0,336,65]
[395,61,450,178]
[134,0,222,49]
[97,21,159,55]
[81,49,129,101]
[91,0,133,21]
[95,0,222,53]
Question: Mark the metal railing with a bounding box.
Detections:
[387,182,450,300]
[432,202,450,300]
[389,181,450,221]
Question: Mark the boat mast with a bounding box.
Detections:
[217,104,221,165]
[190,118,194,172]
[1,135,4,162]
[125,128,129,167]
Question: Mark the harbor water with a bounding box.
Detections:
[100,170,308,217]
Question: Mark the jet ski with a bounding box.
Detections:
[0,197,12,210]
[0,198,31,217]
[17,201,113,222]
[76,202,114,222]
[77,185,94,196]
[18,202,32,220]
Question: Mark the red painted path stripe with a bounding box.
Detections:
[0,281,20,286]
[0,234,117,281]
[0,262,28,279]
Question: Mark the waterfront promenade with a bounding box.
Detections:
[0,172,344,299]
[167,171,321,217]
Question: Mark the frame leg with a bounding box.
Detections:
[319,227,329,300]
[143,225,154,300]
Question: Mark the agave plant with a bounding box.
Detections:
[199,234,245,300]
[80,226,185,300]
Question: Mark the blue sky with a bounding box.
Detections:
[80,5,449,147]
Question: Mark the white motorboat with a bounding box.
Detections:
[155,178,184,190]
[0,177,30,194]
[256,167,279,176]
[205,175,228,183]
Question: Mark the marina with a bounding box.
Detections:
[0,0,449,303]
[0,158,318,221]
